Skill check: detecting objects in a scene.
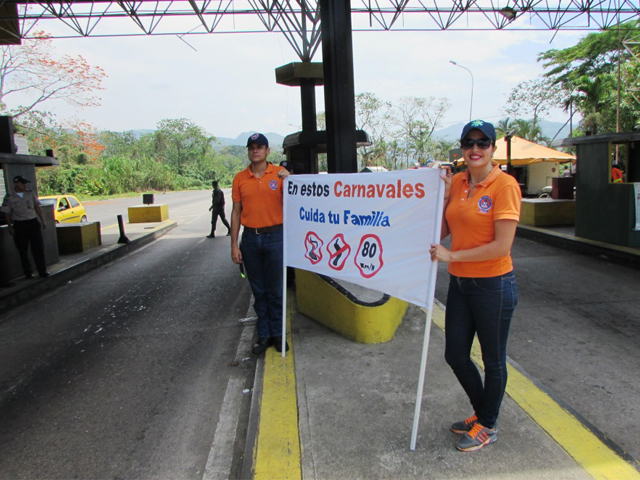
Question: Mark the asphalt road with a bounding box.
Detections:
[435,236,640,464]
[81,190,222,231]
[0,189,254,479]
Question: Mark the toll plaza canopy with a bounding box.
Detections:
[0,0,639,55]
[493,136,576,166]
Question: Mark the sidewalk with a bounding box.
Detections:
[291,303,592,479]
[0,219,177,314]
[249,226,640,480]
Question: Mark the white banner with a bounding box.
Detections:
[283,169,444,308]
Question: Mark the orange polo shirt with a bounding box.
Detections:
[445,165,521,278]
[232,163,285,229]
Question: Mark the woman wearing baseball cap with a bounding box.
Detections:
[429,120,521,452]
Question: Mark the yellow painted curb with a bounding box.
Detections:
[253,295,302,480]
[431,305,640,480]
[295,269,408,344]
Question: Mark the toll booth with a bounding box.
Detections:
[283,129,371,174]
[553,132,640,247]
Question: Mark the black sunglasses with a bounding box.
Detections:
[461,138,493,150]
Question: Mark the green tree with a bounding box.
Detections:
[34,118,251,195]
[391,96,450,166]
[99,130,140,158]
[539,21,640,133]
[513,118,549,144]
[504,78,565,126]
[355,92,392,167]
[495,117,550,144]
[152,118,216,179]
[212,148,246,186]
[496,117,516,138]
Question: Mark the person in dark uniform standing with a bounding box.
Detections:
[1,175,50,279]
[207,180,231,238]
[231,133,289,355]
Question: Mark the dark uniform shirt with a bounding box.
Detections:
[212,188,225,210]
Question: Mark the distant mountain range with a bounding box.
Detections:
[216,121,572,146]
[127,120,571,148]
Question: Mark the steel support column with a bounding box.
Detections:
[320,0,357,173]
[300,78,317,132]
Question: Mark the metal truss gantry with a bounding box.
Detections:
[0,0,639,60]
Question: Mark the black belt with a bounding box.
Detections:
[243,224,283,235]
[13,218,39,224]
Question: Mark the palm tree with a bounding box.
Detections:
[496,118,516,138]
[515,118,550,145]
[572,75,609,134]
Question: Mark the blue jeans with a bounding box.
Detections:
[444,272,518,429]
[240,229,284,339]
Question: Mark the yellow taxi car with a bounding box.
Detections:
[39,195,88,224]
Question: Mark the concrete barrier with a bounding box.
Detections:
[128,204,169,223]
[55,221,101,254]
[295,269,408,344]
[520,198,575,227]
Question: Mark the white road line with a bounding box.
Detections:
[203,314,254,480]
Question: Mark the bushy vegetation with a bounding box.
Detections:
[24,118,259,197]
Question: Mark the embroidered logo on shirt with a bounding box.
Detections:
[478,196,493,213]
[269,179,278,190]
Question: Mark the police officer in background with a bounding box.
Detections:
[1,175,50,279]
[207,180,231,238]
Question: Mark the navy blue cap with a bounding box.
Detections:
[13,175,30,183]
[279,160,292,172]
[246,133,269,148]
[460,120,496,143]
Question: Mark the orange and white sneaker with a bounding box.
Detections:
[456,423,497,452]
[450,414,477,435]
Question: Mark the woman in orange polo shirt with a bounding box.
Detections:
[430,120,521,452]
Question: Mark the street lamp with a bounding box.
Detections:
[450,60,474,121]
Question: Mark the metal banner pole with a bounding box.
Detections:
[410,173,445,450]
[282,178,289,357]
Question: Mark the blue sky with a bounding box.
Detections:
[38,26,583,139]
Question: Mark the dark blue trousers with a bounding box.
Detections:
[444,272,518,429]
[240,229,283,339]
